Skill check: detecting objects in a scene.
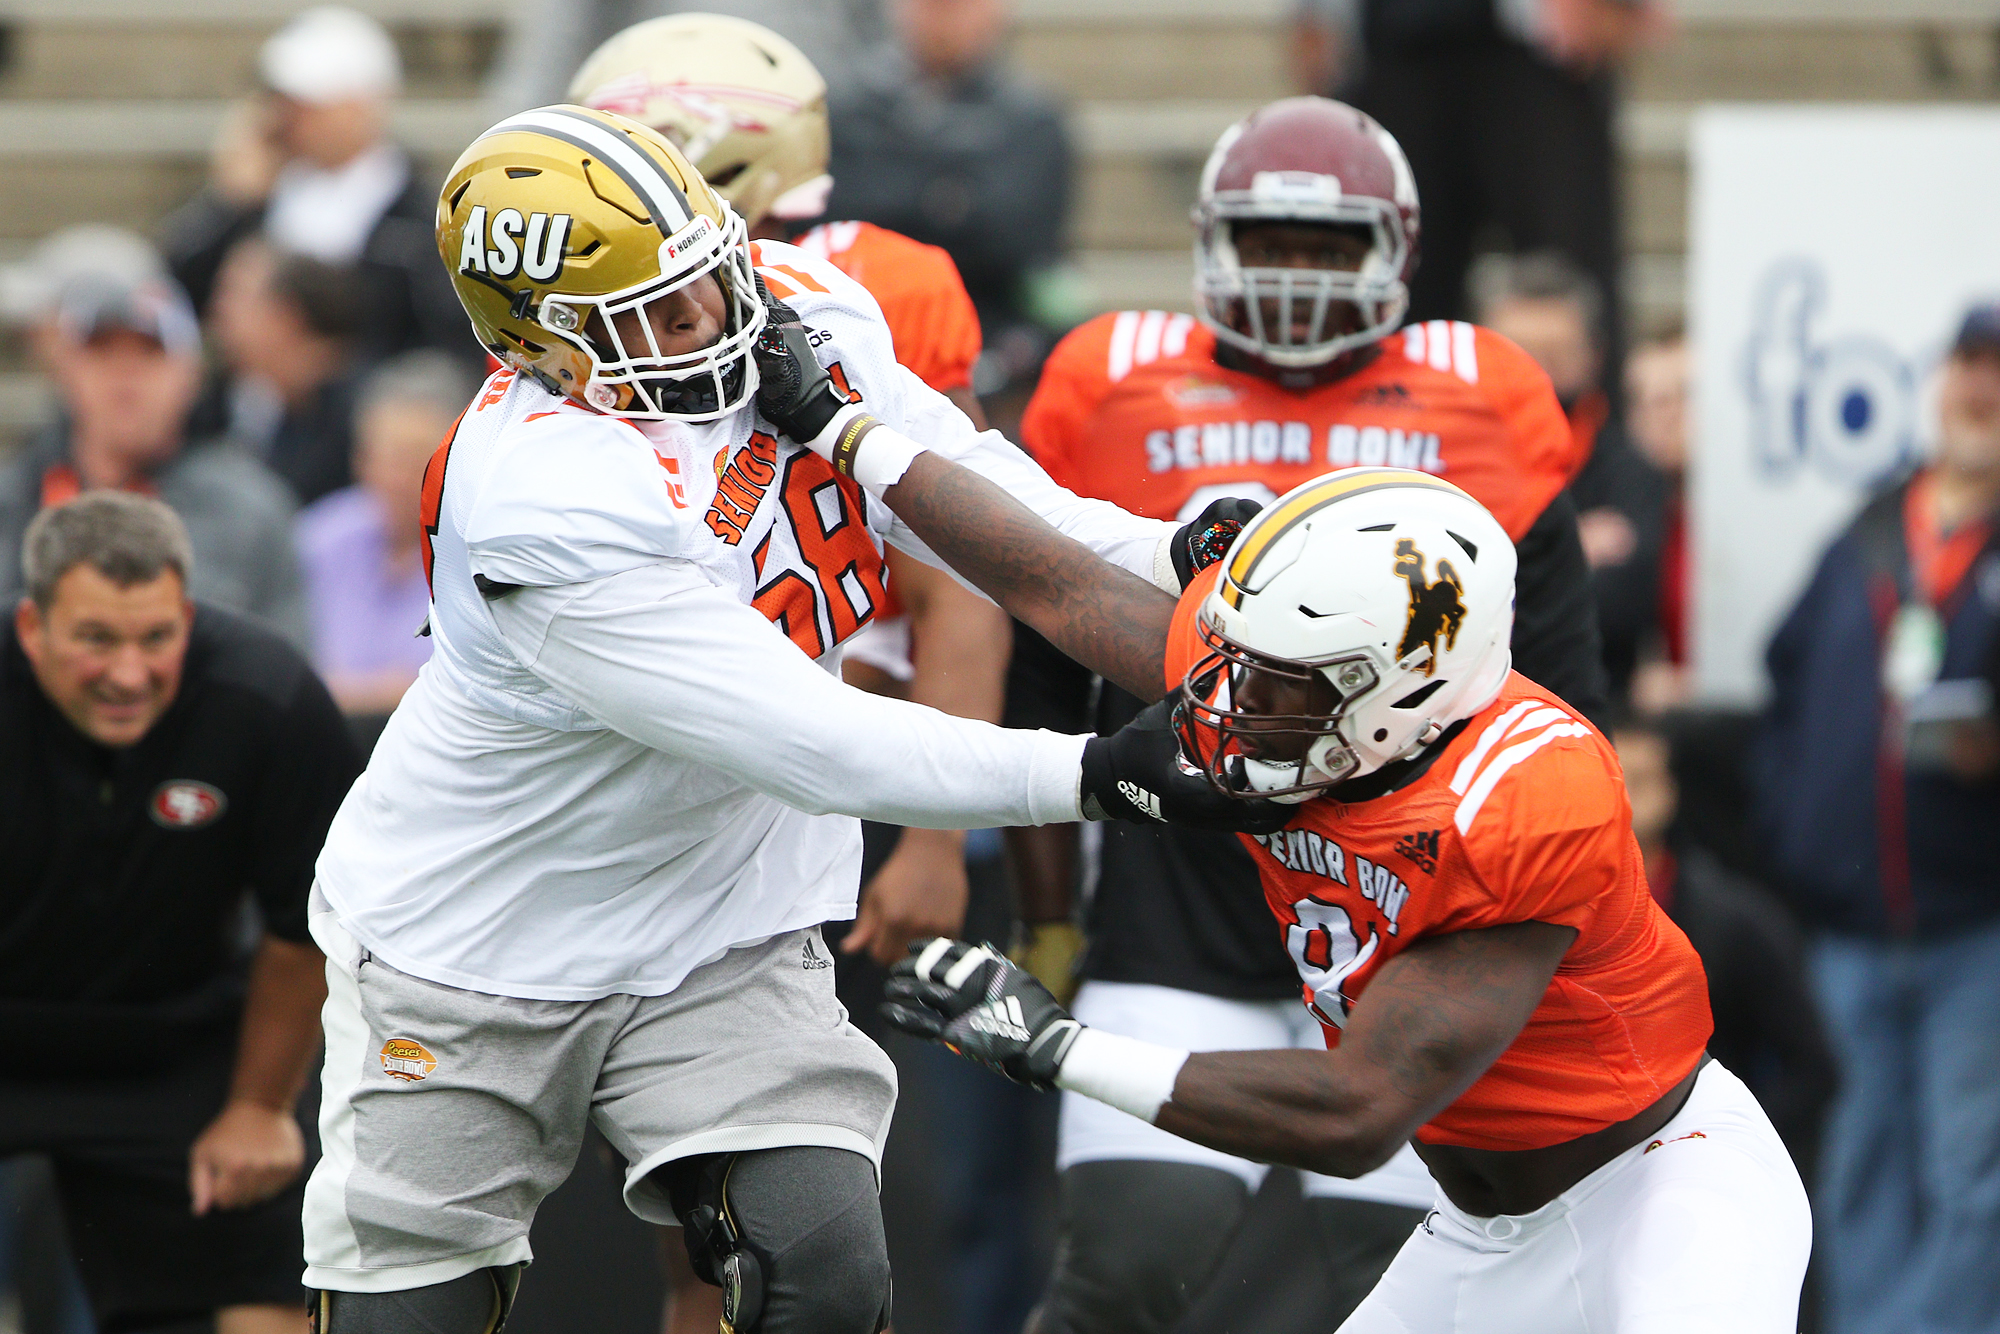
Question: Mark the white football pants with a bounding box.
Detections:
[1338,1060,1811,1334]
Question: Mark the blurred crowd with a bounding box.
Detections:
[1,1,1996,1334]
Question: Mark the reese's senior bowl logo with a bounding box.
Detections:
[149,780,226,829]
[380,1038,438,1082]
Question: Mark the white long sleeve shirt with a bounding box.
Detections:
[313,240,1171,1001]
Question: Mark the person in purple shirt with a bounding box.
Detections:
[294,351,468,721]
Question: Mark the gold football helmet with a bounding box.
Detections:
[568,14,831,229]
[435,104,765,420]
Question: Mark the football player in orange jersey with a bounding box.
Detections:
[877,469,1811,1334]
[565,21,1008,1333]
[1002,97,1608,1333]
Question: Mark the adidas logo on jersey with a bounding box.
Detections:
[1394,828,1441,875]
[1116,781,1165,821]
[801,937,833,971]
[965,995,1033,1043]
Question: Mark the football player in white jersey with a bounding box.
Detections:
[303,106,1280,1334]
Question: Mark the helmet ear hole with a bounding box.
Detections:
[1391,680,1445,710]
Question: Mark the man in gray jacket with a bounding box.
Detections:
[0,252,306,649]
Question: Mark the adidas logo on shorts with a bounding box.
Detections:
[802,937,833,970]
[964,995,1033,1043]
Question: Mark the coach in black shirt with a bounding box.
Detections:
[2,492,359,1333]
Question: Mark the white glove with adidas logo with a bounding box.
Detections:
[881,939,1083,1091]
[1079,699,1295,834]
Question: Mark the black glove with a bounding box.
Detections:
[880,939,1083,1091]
[1169,496,1265,588]
[1079,699,1295,834]
[752,282,849,442]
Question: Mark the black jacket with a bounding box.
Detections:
[0,606,359,1065]
[160,151,481,374]
[1754,473,2000,939]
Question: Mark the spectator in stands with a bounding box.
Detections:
[202,238,367,507]
[1616,718,1836,1174]
[1755,303,2000,1334]
[294,351,466,725]
[160,5,474,369]
[1,493,360,1334]
[1473,250,1666,700]
[1625,325,1694,712]
[0,224,165,332]
[827,0,1075,404]
[1294,0,1662,377]
[0,256,308,649]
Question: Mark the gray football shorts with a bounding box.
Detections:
[301,892,897,1293]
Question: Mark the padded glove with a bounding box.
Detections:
[1079,699,1294,833]
[881,939,1082,1091]
[751,283,849,442]
[1168,496,1265,588]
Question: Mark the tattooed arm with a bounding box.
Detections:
[1156,921,1575,1176]
[881,451,1177,703]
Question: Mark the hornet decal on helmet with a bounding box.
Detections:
[1392,537,1465,675]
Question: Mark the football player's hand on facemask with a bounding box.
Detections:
[751,283,849,444]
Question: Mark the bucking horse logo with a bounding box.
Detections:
[1392,538,1466,675]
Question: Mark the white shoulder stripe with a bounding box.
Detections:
[1450,700,1541,795]
[494,109,693,235]
[1453,721,1592,835]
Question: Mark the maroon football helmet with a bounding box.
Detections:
[1192,97,1421,370]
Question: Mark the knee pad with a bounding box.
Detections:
[311,1264,524,1334]
[1041,1161,1252,1334]
[659,1147,890,1334]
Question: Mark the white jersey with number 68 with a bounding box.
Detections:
[314,241,1172,1003]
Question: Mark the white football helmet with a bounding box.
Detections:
[1176,468,1516,799]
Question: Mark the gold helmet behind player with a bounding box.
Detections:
[568,13,831,230]
[436,104,765,420]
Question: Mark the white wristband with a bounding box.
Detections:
[846,423,927,490]
[805,404,928,490]
[1151,534,1183,594]
[1053,1027,1190,1124]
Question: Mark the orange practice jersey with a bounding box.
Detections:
[1022,312,1577,542]
[1164,569,1712,1151]
[787,221,982,395]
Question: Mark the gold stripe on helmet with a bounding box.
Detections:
[1221,468,1472,605]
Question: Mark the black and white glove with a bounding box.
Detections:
[1168,496,1265,588]
[751,284,849,443]
[1079,699,1294,834]
[881,939,1082,1091]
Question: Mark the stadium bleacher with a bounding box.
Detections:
[0,0,1992,447]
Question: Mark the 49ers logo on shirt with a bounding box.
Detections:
[149,780,226,830]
